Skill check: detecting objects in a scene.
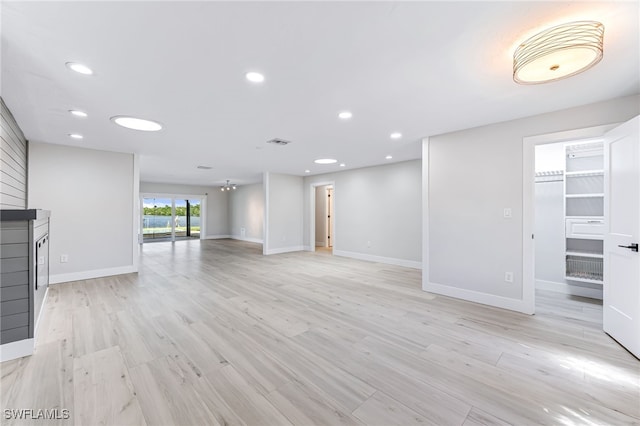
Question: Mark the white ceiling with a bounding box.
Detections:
[2,1,638,186]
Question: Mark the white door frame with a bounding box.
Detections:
[308,181,335,252]
[522,124,618,314]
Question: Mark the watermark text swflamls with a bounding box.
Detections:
[4,408,70,420]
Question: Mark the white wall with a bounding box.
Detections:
[314,185,329,247]
[28,143,137,283]
[424,94,639,312]
[304,160,422,268]
[535,143,565,173]
[264,172,304,255]
[228,183,264,243]
[139,182,228,238]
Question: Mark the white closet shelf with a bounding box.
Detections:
[565,193,604,198]
[566,251,604,258]
[565,170,604,177]
[565,275,603,285]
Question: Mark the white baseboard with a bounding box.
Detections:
[264,245,304,255]
[315,241,326,247]
[424,281,532,314]
[230,235,263,244]
[333,250,422,269]
[202,234,231,240]
[0,338,34,362]
[536,279,603,300]
[50,265,138,284]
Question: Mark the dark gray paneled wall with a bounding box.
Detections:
[1,98,28,209]
[0,221,30,343]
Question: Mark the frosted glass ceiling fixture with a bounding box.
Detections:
[246,72,265,83]
[69,110,88,118]
[220,180,237,191]
[65,62,93,75]
[111,116,163,131]
[314,158,338,164]
[513,21,604,84]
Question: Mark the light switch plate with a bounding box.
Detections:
[503,208,512,218]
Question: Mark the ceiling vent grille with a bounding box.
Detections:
[266,138,292,146]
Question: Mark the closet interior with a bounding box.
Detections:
[534,139,605,300]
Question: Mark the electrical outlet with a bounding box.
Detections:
[504,272,514,283]
[60,254,68,263]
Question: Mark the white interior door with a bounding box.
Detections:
[603,115,640,358]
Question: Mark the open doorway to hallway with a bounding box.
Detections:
[313,184,334,254]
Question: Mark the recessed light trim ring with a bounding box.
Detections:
[513,21,604,84]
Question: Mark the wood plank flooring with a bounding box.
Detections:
[2,239,638,425]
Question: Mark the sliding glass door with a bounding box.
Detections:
[142,197,173,242]
[141,195,204,243]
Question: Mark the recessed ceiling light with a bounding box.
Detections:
[390,132,402,140]
[314,159,338,164]
[65,62,93,75]
[338,111,352,120]
[305,170,311,173]
[69,133,84,140]
[246,72,265,83]
[69,110,88,118]
[385,155,393,160]
[339,163,346,167]
[111,116,163,131]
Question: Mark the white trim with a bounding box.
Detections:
[202,234,231,240]
[425,281,531,313]
[0,338,34,362]
[522,124,618,315]
[316,241,326,247]
[421,137,430,290]
[334,249,422,269]
[263,172,270,255]
[50,265,137,284]
[264,245,304,255]
[230,235,263,244]
[308,181,336,253]
[536,279,603,300]
[132,153,140,267]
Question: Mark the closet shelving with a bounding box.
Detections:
[564,141,605,284]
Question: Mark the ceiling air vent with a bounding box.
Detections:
[266,138,292,146]
[197,165,213,170]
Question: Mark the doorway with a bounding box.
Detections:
[523,125,615,312]
[314,185,334,253]
[309,181,335,253]
[533,140,604,326]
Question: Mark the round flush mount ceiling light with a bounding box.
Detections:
[338,111,352,120]
[69,133,84,140]
[69,110,88,118]
[390,132,402,140]
[111,116,163,131]
[246,72,265,83]
[314,158,338,164]
[65,62,93,75]
[513,21,604,84]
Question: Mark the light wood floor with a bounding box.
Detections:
[2,239,638,425]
